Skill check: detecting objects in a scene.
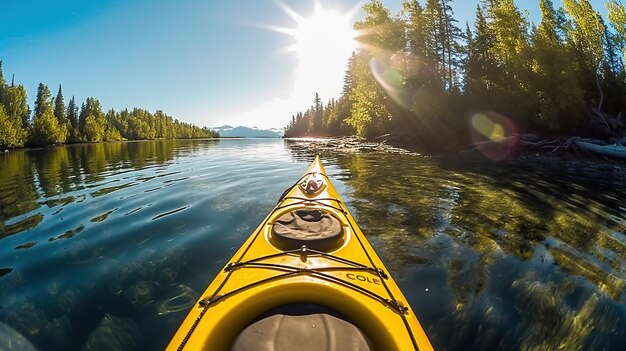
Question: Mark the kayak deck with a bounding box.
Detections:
[167,156,433,350]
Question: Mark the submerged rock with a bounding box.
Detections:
[0,322,37,351]
[41,315,73,349]
[2,303,48,337]
[124,281,157,309]
[81,314,143,351]
[157,284,199,315]
[57,289,83,313]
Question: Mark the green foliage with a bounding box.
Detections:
[0,62,29,147]
[285,0,626,141]
[4,84,30,131]
[465,5,497,104]
[0,90,29,147]
[0,105,27,148]
[31,106,68,146]
[563,0,608,107]
[564,0,606,67]
[54,85,66,123]
[607,0,626,63]
[0,61,216,148]
[31,83,67,146]
[66,96,80,142]
[34,83,52,120]
[530,0,586,130]
[347,53,392,137]
[84,114,105,142]
[354,0,404,52]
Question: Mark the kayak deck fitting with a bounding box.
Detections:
[167,156,434,351]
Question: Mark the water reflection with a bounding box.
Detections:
[0,139,221,349]
[1,138,624,350]
[0,140,218,236]
[284,140,626,350]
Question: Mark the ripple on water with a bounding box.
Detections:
[151,206,190,221]
[90,182,137,198]
[1,139,624,350]
[48,224,85,242]
[1,214,44,239]
[14,242,37,250]
[89,209,117,223]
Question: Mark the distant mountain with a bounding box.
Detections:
[211,125,283,138]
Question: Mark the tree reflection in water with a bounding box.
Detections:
[285,140,625,350]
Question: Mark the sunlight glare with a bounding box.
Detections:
[289,3,357,62]
[277,1,358,99]
[233,1,359,129]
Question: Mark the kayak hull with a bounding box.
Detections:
[167,156,433,350]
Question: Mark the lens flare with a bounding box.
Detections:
[470,112,519,161]
[370,52,410,108]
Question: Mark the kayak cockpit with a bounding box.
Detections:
[231,303,373,351]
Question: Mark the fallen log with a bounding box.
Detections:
[573,138,626,160]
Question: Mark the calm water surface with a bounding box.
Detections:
[0,139,625,350]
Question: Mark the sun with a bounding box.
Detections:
[285,3,357,62]
[272,1,359,99]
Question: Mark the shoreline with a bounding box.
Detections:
[284,134,626,171]
[0,137,225,153]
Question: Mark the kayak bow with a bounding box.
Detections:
[168,156,434,350]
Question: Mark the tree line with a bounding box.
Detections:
[285,0,626,151]
[0,61,218,149]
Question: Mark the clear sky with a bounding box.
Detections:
[0,0,609,129]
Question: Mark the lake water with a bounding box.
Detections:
[0,139,625,350]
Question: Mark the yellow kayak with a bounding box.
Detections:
[167,156,434,350]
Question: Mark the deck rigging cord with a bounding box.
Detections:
[177,175,421,350]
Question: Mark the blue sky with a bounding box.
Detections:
[0,0,609,129]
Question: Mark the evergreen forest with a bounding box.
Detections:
[284,0,626,152]
[0,62,218,149]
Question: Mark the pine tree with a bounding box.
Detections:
[66,96,80,142]
[402,0,428,91]
[34,83,52,120]
[477,0,532,118]
[563,0,607,108]
[54,84,66,124]
[423,0,445,89]
[607,0,626,66]
[355,0,404,52]
[347,1,399,137]
[347,52,393,137]
[465,5,497,105]
[439,0,463,91]
[0,60,5,104]
[54,84,70,142]
[308,92,324,135]
[528,0,586,130]
[601,0,626,114]
[402,0,455,92]
[31,83,67,145]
